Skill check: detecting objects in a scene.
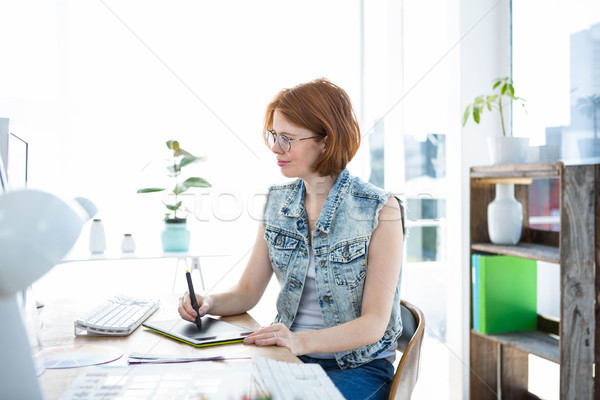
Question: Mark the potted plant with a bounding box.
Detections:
[137,140,211,252]
[463,78,528,245]
[463,77,529,165]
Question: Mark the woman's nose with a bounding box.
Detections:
[270,138,284,154]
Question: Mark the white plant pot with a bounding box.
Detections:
[487,136,530,165]
[89,219,107,254]
[487,183,523,245]
[121,234,136,253]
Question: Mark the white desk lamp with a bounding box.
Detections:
[0,189,96,399]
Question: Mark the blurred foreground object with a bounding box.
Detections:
[0,189,96,399]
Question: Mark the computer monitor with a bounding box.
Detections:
[0,152,7,193]
[0,118,28,192]
[0,117,7,192]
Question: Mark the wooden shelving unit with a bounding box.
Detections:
[469,162,600,400]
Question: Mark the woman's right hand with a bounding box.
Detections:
[178,291,211,322]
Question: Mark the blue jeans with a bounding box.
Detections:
[298,355,395,400]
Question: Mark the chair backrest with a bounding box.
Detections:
[388,299,425,400]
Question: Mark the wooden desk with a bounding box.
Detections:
[36,294,299,399]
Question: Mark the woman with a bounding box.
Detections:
[178,78,404,400]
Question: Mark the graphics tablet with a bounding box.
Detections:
[142,317,253,347]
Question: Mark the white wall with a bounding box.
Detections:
[0,0,362,257]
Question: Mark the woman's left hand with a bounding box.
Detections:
[243,323,302,354]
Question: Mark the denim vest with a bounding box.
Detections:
[262,169,403,369]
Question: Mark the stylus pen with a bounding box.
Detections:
[185,270,203,330]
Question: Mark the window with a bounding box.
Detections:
[511,3,600,397]
[404,134,447,263]
[512,0,600,164]
[363,0,458,397]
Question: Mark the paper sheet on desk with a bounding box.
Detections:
[58,363,252,400]
[128,352,251,364]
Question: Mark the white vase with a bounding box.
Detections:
[89,219,107,254]
[487,136,530,165]
[121,233,136,253]
[487,183,523,245]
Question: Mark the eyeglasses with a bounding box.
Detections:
[266,129,319,153]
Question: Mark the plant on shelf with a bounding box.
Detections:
[463,78,529,244]
[137,140,211,221]
[137,140,211,252]
[462,76,526,137]
[462,77,530,166]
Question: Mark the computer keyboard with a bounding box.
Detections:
[253,356,345,400]
[74,295,159,336]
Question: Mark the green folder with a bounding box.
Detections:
[472,255,537,334]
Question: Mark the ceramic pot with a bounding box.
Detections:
[161,219,190,252]
[487,136,530,165]
[487,183,523,245]
[121,234,136,253]
[89,219,107,254]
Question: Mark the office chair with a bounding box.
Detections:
[388,299,425,400]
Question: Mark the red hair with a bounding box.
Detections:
[263,78,361,177]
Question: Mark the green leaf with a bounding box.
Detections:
[462,106,470,126]
[173,184,188,195]
[473,107,481,124]
[474,96,485,105]
[492,80,502,89]
[182,177,212,188]
[500,83,508,95]
[508,84,515,96]
[166,201,182,211]
[137,188,166,193]
[179,156,197,169]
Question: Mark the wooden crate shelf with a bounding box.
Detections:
[472,329,559,363]
[471,242,559,264]
[469,162,600,400]
[470,162,562,179]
